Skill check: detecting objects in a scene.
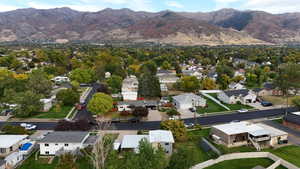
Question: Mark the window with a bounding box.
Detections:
[65,144,69,147]
[45,151,49,155]
[55,144,58,146]
[10,146,13,151]
[0,148,6,153]
[165,143,169,146]
[45,144,49,147]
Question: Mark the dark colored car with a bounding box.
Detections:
[261,101,273,107]
[189,107,196,112]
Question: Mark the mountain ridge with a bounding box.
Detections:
[0,7,299,45]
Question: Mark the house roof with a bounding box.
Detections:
[253,88,263,93]
[0,135,28,148]
[213,122,263,135]
[173,93,205,104]
[149,130,175,143]
[248,129,270,137]
[223,89,250,97]
[256,124,287,137]
[157,69,173,74]
[121,135,149,149]
[39,132,89,143]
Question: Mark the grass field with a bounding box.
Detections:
[268,145,300,167]
[197,93,253,114]
[204,158,286,169]
[262,95,300,106]
[31,105,72,119]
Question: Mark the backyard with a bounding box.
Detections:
[197,93,253,114]
[31,105,73,119]
[204,158,286,169]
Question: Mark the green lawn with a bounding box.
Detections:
[31,105,73,119]
[18,151,93,169]
[197,97,227,114]
[174,129,217,165]
[268,145,300,167]
[204,158,286,169]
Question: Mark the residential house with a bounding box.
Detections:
[182,70,203,79]
[217,89,257,104]
[254,83,282,97]
[121,130,174,155]
[283,112,300,131]
[233,58,259,68]
[121,75,139,101]
[211,122,288,150]
[228,82,246,90]
[0,135,28,157]
[121,135,149,153]
[173,93,206,110]
[51,76,70,84]
[39,131,95,155]
[234,69,246,77]
[40,98,53,112]
[117,100,158,112]
[156,70,179,84]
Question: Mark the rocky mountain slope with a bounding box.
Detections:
[0,7,299,45]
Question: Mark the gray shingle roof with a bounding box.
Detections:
[173,93,204,103]
[39,131,89,143]
[118,100,158,107]
[224,89,250,97]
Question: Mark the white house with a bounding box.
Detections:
[121,75,139,101]
[228,83,245,90]
[149,130,174,155]
[39,131,92,155]
[0,135,28,157]
[51,76,70,84]
[173,93,206,110]
[40,98,53,112]
[217,89,257,104]
[156,70,179,84]
[121,135,149,153]
[121,130,174,154]
[211,122,288,149]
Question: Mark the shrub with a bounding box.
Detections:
[132,107,149,117]
[55,119,91,131]
[1,125,28,134]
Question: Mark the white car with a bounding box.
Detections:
[20,123,37,130]
[237,109,248,113]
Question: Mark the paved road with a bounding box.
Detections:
[0,107,297,131]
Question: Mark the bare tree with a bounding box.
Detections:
[84,121,114,169]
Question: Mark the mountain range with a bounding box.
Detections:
[0,8,300,45]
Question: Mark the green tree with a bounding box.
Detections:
[217,74,231,90]
[137,139,168,169]
[70,68,96,84]
[168,146,201,169]
[56,89,80,106]
[56,153,77,169]
[161,61,172,70]
[27,70,52,96]
[292,97,300,109]
[201,78,217,90]
[87,93,113,115]
[14,91,42,117]
[160,120,187,142]
[176,76,200,92]
[274,63,300,108]
[106,75,123,94]
[166,109,180,117]
[1,125,28,135]
[138,72,161,98]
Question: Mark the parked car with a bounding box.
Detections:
[128,117,140,123]
[184,123,194,128]
[189,107,196,112]
[20,123,37,130]
[261,101,273,107]
[76,103,86,110]
[237,109,248,113]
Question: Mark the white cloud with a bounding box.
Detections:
[165,1,184,9]
[243,0,300,13]
[0,4,19,12]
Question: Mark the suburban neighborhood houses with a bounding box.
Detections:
[0,39,300,169]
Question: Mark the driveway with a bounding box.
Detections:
[178,109,200,119]
[147,110,163,121]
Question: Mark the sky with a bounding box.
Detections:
[0,0,299,14]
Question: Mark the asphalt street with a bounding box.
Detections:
[0,107,297,130]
